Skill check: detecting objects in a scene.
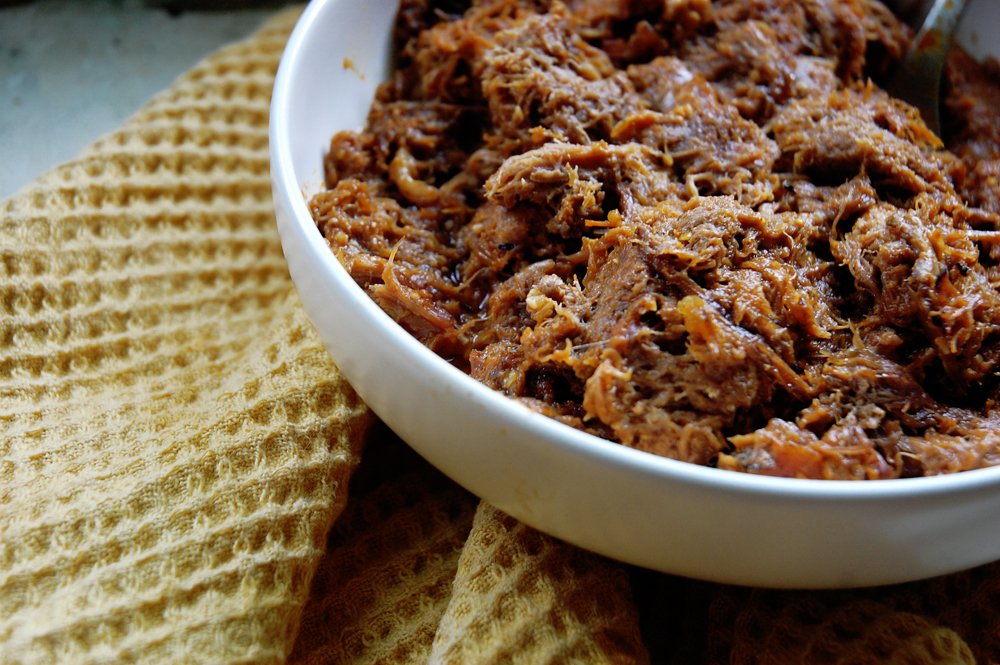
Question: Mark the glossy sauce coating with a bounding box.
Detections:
[310,0,1000,479]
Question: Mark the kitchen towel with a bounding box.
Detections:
[0,6,995,664]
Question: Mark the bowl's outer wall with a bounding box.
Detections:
[271,0,1000,588]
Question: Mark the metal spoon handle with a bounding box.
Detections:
[888,0,969,137]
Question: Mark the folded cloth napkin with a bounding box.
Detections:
[1,7,997,665]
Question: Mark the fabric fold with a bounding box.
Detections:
[0,8,375,665]
[428,502,650,665]
[288,427,478,665]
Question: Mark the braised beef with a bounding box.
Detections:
[310,0,1000,479]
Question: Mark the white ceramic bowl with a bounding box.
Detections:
[270,0,1000,588]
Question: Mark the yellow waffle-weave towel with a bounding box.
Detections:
[0,9,374,664]
[1,7,998,665]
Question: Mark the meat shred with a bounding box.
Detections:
[310,0,1000,479]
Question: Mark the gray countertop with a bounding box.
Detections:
[0,0,291,200]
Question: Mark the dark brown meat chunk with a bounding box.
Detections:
[720,418,897,480]
[943,48,1000,216]
[403,0,548,103]
[965,160,1000,215]
[311,0,1000,480]
[485,141,678,233]
[706,0,911,81]
[480,4,646,152]
[832,202,1000,391]
[623,56,780,204]
[771,84,959,196]
[945,48,1000,163]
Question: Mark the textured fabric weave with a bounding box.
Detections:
[428,502,649,665]
[2,7,999,665]
[288,427,478,665]
[0,9,374,665]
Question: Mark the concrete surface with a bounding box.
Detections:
[0,0,291,200]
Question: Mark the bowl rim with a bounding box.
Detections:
[269,0,1000,506]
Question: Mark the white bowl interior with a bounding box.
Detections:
[271,0,1000,588]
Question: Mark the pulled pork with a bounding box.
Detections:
[310,0,1000,479]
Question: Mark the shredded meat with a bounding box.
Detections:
[311,0,1000,479]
